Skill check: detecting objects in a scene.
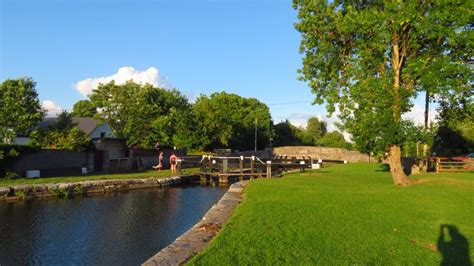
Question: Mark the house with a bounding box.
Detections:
[72,118,128,168]
[72,117,116,139]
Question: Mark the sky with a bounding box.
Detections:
[1,0,432,133]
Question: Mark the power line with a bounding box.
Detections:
[267,100,313,106]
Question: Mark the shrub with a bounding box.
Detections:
[4,171,19,179]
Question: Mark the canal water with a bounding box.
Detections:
[0,184,227,265]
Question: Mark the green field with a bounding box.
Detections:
[0,168,198,187]
[190,164,473,265]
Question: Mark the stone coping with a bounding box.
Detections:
[143,180,249,266]
[0,175,199,201]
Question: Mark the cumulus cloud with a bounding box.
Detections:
[42,100,63,117]
[402,104,438,126]
[74,66,170,96]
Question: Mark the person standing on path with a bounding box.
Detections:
[170,152,178,174]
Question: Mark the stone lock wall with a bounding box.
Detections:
[272,146,370,163]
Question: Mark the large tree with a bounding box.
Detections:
[35,111,92,151]
[273,120,304,147]
[305,117,327,144]
[0,78,44,143]
[89,81,191,148]
[193,92,272,151]
[294,1,472,186]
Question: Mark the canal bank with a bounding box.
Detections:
[0,174,200,201]
[143,180,249,265]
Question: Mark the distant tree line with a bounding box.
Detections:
[1,78,471,156]
[273,118,352,150]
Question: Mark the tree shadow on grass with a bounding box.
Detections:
[437,224,472,266]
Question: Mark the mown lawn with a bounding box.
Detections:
[0,168,198,187]
[189,164,473,265]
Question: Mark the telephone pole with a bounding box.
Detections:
[254,118,257,151]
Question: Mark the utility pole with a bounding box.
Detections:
[254,118,258,151]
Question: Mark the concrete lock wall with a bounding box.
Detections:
[9,149,94,177]
[272,146,370,163]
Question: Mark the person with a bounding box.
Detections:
[170,152,178,174]
[154,151,163,172]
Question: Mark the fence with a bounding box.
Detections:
[434,157,474,173]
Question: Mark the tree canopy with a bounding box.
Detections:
[89,81,191,148]
[294,1,473,185]
[71,100,97,117]
[34,111,92,151]
[193,92,273,151]
[0,78,44,143]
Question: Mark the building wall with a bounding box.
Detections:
[10,149,94,177]
[90,124,115,139]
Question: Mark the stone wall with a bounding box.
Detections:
[272,146,370,163]
[0,175,200,201]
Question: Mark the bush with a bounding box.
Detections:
[4,171,19,179]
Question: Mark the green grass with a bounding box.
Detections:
[189,164,474,265]
[0,168,198,187]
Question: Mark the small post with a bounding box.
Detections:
[240,156,244,179]
[266,161,272,178]
[223,158,228,173]
[251,156,255,174]
[436,157,440,173]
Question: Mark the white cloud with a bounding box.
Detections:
[402,104,438,126]
[42,100,63,117]
[74,66,170,96]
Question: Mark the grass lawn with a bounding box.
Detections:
[189,163,473,265]
[0,168,198,187]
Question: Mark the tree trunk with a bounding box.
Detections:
[390,33,412,186]
[388,145,412,186]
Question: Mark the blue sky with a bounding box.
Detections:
[1,0,429,130]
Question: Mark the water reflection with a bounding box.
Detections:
[0,184,227,265]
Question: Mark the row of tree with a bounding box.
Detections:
[2,78,350,152]
[273,118,352,149]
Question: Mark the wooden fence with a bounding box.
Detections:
[435,157,474,173]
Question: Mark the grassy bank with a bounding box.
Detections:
[0,168,198,187]
[190,164,473,265]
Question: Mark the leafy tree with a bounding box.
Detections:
[71,100,97,117]
[305,117,327,145]
[317,131,352,150]
[36,111,92,151]
[89,81,192,148]
[294,1,472,186]
[432,95,473,156]
[273,120,304,147]
[193,92,272,151]
[0,78,44,143]
[40,128,92,151]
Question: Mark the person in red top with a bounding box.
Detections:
[170,153,178,174]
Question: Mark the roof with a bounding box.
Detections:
[72,117,101,135]
[38,117,58,128]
